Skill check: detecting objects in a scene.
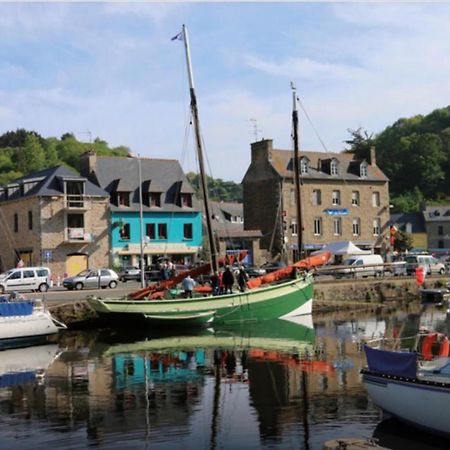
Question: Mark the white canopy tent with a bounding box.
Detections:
[313,241,371,256]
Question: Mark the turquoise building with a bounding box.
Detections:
[81,152,202,268]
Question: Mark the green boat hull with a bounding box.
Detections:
[87,275,314,326]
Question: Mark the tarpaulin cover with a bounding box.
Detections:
[0,371,35,387]
[0,301,34,316]
[364,345,417,378]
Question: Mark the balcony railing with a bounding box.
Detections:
[65,194,86,209]
[65,227,92,243]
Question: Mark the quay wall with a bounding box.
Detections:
[49,276,448,327]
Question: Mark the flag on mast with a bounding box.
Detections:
[171,31,183,41]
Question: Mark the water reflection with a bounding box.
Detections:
[0,306,448,449]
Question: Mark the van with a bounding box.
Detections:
[0,267,51,293]
[335,254,384,278]
[405,255,446,276]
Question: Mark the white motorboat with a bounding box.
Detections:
[0,294,63,349]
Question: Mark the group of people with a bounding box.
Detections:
[181,265,249,298]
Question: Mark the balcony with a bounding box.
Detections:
[65,227,93,243]
[64,194,88,209]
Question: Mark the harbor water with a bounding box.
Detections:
[0,304,449,449]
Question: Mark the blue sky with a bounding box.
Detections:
[1,3,450,182]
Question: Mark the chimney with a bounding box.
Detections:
[370,146,377,166]
[80,150,97,176]
[251,139,273,163]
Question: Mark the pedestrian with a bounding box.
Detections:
[218,270,224,294]
[237,265,248,292]
[222,266,234,294]
[210,271,220,295]
[181,274,195,298]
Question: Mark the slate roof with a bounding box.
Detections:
[90,156,201,213]
[423,206,450,222]
[390,213,426,233]
[0,165,108,202]
[270,149,389,182]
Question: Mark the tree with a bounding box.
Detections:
[343,127,375,160]
[15,134,45,174]
[393,230,413,253]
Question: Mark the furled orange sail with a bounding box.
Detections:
[130,250,248,300]
[246,251,331,289]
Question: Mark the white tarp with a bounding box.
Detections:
[313,241,370,256]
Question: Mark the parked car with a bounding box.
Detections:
[334,254,384,279]
[118,266,141,282]
[63,269,119,290]
[0,267,51,293]
[405,254,446,275]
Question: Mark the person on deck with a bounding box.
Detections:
[182,274,196,298]
[210,271,220,296]
[222,266,234,294]
[237,266,249,292]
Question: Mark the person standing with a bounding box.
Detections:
[182,274,196,298]
[237,266,249,292]
[222,266,234,294]
[210,271,220,296]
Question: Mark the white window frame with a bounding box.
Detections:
[332,190,341,206]
[351,191,360,206]
[352,218,361,236]
[373,218,381,236]
[330,160,338,175]
[372,191,380,207]
[313,217,322,236]
[360,162,368,178]
[312,189,322,206]
[300,158,308,175]
[291,220,298,236]
[333,217,342,236]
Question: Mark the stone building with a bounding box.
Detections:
[242,139,390,264]
[423,205,450,253]
[0,166,110,278]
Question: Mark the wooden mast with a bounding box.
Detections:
[291,82,303,260]
[181,25,219,273]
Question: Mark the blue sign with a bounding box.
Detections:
[43,250,53,260]
[324,208,349,216]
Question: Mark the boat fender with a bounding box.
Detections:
[421,332,450,360]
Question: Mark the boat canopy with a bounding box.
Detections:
[0,301,34,317]
[364,345,417,378]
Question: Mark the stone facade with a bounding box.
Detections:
[423,205,450,252]
[0,166,110,278]
[243,139,391,264]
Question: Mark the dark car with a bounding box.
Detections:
[118,266,141,282]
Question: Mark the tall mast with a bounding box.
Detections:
[181,25,218,273]
[291,82,303,260]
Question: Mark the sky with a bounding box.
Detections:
[1,2,450,182]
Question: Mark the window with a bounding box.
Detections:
[438,225,444,236]
[312,189,322,206]
[352,218,361,236]
[373,218,381,236]
[23,270,35,279]
[9,271,21,280]
[67,213,84,228]
[290,189,296,207]
[120,223,130,240]
[149,193,161,207]
[28,210,33,230]
[14,213,18,232]
[332,190,341,206]
[291,221,298,236]
[146,223,156,240]
[372,191,380,207]
[300,158,308,174]
[313,217,322,236]
[158,223,167,239]
[333,217,342,236]
[117,192,130,207]
[184,223,193,240]
[330,160,338,175]
[360,162,368,177]
[180,193,192,207]
[439,240,444,249]
[351,191,360,206]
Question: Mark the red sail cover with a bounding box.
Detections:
[130,251,248,300]
[246,251,332,289]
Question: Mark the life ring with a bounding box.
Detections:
[421,332,450,360]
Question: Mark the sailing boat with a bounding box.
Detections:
[86,25,329,326]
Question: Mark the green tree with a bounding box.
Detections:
[393,230,413,252]
[344,127,375,160]
[15,134,46,174]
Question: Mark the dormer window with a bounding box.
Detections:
[360,162,368,178]
[330,159,338,176]
[180,193,192,208]
[148,192,161,207]
[117,192,130,207]
[300,157,309,175]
